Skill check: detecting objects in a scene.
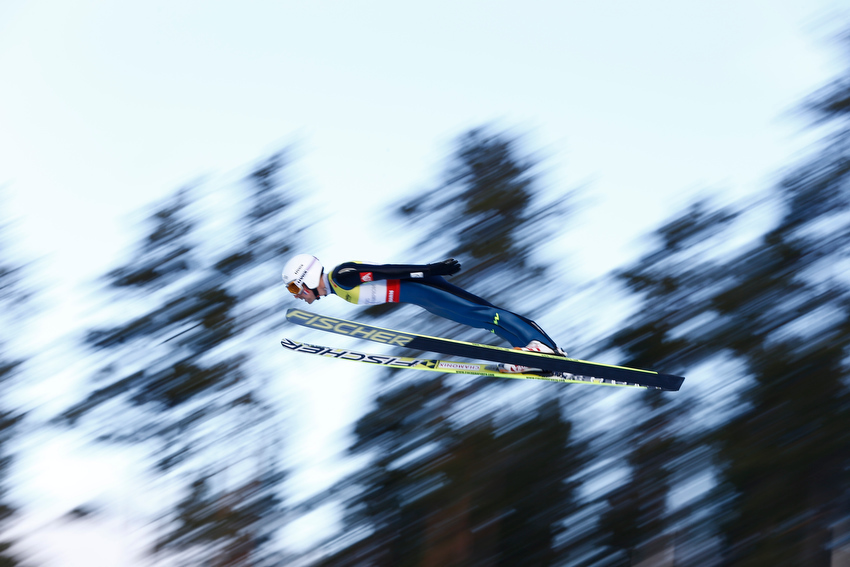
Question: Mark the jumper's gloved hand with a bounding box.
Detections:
[429,258,461,277]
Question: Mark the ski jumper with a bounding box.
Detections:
[325,261,557,349]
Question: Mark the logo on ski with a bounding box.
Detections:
[287,309,415,347]
[281,338,426,368]
[437,362,481,371]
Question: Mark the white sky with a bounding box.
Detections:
[1,0,848,564]
[2,0,845,282]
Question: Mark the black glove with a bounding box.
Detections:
[429,258,461,277]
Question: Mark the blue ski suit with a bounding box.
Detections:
[323,259,557,349]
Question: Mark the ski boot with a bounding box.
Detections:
[498,340,567,374]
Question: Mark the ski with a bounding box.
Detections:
[280,337,651,388]
[285,309,685,391]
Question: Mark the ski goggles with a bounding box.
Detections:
[286,281,305,295]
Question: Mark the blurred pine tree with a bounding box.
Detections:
[59,151,302,565]
[317,128,588,566]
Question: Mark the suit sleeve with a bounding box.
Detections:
[332,259,461,290]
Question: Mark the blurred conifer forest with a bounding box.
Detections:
[3,33,850,567]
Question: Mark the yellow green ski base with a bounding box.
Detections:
[281,337,651,389]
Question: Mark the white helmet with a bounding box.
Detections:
[282,254,323,293]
